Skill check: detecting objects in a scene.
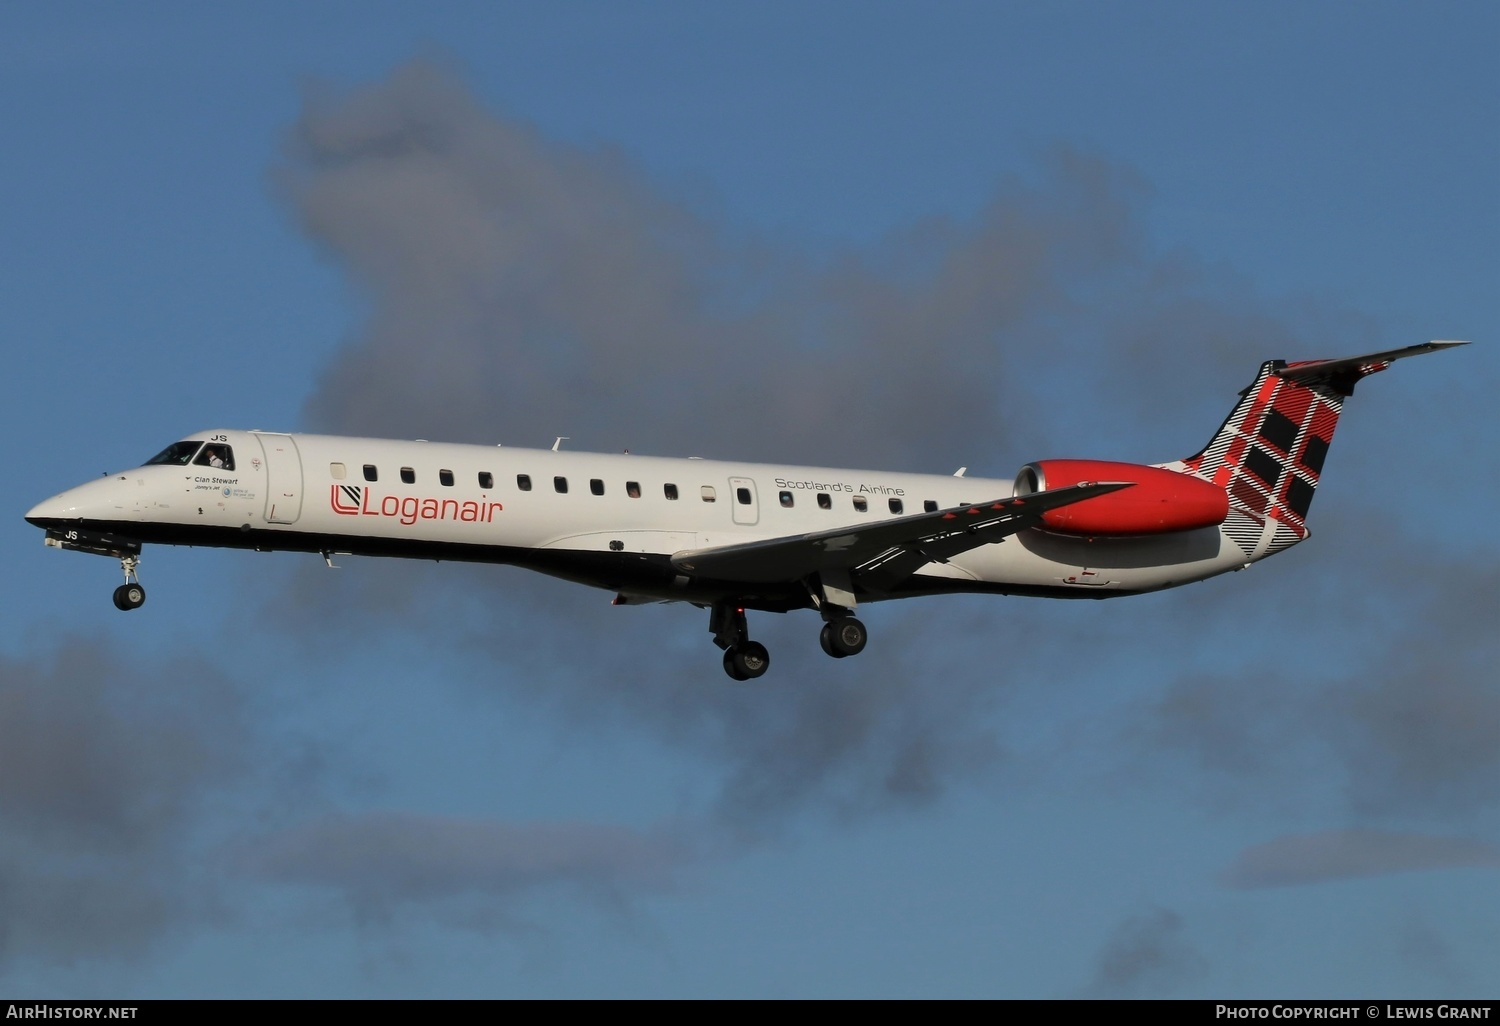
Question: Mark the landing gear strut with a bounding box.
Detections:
[112,554,145,611]
[710,602,769,681]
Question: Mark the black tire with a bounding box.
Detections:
[112,585,131,611]
[827,616,867,657]
[734,641,770,679]
[819,622,846,659]
[723,648,750,681]
[123,583,145,609]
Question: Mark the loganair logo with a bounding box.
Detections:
[330,485,503,526]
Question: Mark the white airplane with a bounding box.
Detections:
[27,341,1466,679]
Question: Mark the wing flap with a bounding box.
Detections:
[670,481,1133,588]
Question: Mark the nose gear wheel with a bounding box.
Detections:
[112,554,145,610]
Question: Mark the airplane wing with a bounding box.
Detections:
[670,481,1133,593]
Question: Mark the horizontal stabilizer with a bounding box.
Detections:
[1279,340,1469,396]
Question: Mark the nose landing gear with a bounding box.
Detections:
[111,554,145,611]
[40,528,146,611]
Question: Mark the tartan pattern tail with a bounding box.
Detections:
[1183,360,1344,552]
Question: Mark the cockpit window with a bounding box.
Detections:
[194,445,235,471]
[144,441,204,467]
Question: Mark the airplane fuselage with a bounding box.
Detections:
[27,429,1248,613]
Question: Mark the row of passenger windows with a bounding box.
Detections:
[780,493,938,515]
[329,462,941,514]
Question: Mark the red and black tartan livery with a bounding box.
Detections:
[1180,341,1467,558]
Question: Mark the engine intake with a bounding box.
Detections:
[1015,459,1228,536]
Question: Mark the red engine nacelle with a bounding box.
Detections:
[1015,459,1229,536]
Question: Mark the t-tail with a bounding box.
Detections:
[1171,341,1469,561]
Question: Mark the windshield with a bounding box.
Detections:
[194,444,234,471]
[143,441,203,467]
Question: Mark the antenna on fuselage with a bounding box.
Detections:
[953,467,967,477]
[552,437,569,452]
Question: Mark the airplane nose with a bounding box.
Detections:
[25,495,68,527]
[25,477,123,528]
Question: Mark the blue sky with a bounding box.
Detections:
[2,1,1496,998]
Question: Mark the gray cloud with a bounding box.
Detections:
[1395,914,1471,986]
[1222,830,1500,889]
[1082,907,1207,998]
[1329,563,1500,818]
[1137,550,1500,824]
[237,811,688,928]
[261,562,1012,829]
[277,60,1159,471]
[0,641,245,966]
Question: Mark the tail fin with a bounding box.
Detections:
[1178,341,1468,559]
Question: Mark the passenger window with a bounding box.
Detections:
[195,445,235,471]
[364,465,379,482]
[735,487,752,505]
[554,476,568,494]
[330,462,347,480]
[924,500,937,513]
[590,479,605,496]
[439,469,454,487]
[626,481,641,498]
[779,491,794,508]
[889,498,903,514]
[664,483,679,500]
[701,486,717,502]
[853,497,868,512]
[817,493,832,510]
[517,474,532,491]
[478,472,493,489]
[401,467,415,484]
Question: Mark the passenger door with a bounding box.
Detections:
[729,477,759,526]
[256,434,304,524]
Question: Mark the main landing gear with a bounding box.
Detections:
[708,601,869,679]
[711,603,770,681]
[809,570,866,662]
[111,554,145,611]
[818,615,867,659]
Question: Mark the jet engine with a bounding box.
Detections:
[1014,459,1228,536]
